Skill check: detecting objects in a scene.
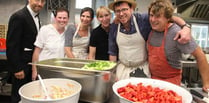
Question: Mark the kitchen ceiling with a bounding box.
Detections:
[176,0,209,22]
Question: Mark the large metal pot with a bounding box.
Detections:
[34,58,117,103]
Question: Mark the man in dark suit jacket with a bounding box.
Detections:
[6,0,45,102]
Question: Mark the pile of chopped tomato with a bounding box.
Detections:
[117,83,182,103]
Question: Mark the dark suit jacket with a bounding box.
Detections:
[6,7,38,73]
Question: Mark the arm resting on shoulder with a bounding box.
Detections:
[172,16,191,44]
[192,46,209,92]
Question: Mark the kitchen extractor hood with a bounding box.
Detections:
[174,0,209,22]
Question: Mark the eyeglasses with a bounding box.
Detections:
[115,8,129,14]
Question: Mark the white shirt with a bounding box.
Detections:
[34,24,65,61]
[27,5,39,31]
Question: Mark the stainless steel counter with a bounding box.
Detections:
[181,60,203,88]
[181,60,209,102]
[181,60,197,68]
[189,88,208,103]
[181,54,209,68]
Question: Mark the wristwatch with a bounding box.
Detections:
[181,23,191,28]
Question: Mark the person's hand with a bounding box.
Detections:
[174,26,191,44]
[202,83,209,93]
[14,70,25,79]
[32,72,37,81]
[201,76,209,92]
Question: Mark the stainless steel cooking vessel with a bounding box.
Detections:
[32,58,117,103]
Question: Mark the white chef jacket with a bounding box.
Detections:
[34,24,65,61]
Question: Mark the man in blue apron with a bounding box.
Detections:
[108,0,192,80]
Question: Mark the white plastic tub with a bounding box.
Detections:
[19,78,82,103]
[112,78,192,103]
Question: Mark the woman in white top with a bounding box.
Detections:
[64,7,94,59]
[32,8,69,80]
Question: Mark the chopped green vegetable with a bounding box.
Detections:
[83,61,116,70]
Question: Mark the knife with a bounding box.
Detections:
[190,89,209,103]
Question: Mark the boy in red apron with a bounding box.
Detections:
[147,0,209,92]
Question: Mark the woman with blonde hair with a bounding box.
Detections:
[88,6,112,60]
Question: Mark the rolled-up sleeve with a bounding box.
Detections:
[34,25,47,48]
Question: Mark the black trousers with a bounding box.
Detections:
[11,67,32,103]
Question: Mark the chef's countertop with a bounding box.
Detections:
[189,88,208,103]
[0,53,207,103]
[181,54,209,68]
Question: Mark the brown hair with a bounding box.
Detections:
[113,1,132,11]
[53,7,69,18]
[148,0,174,20]
[80,7,94,20]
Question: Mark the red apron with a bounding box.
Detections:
[147,25,182,85]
